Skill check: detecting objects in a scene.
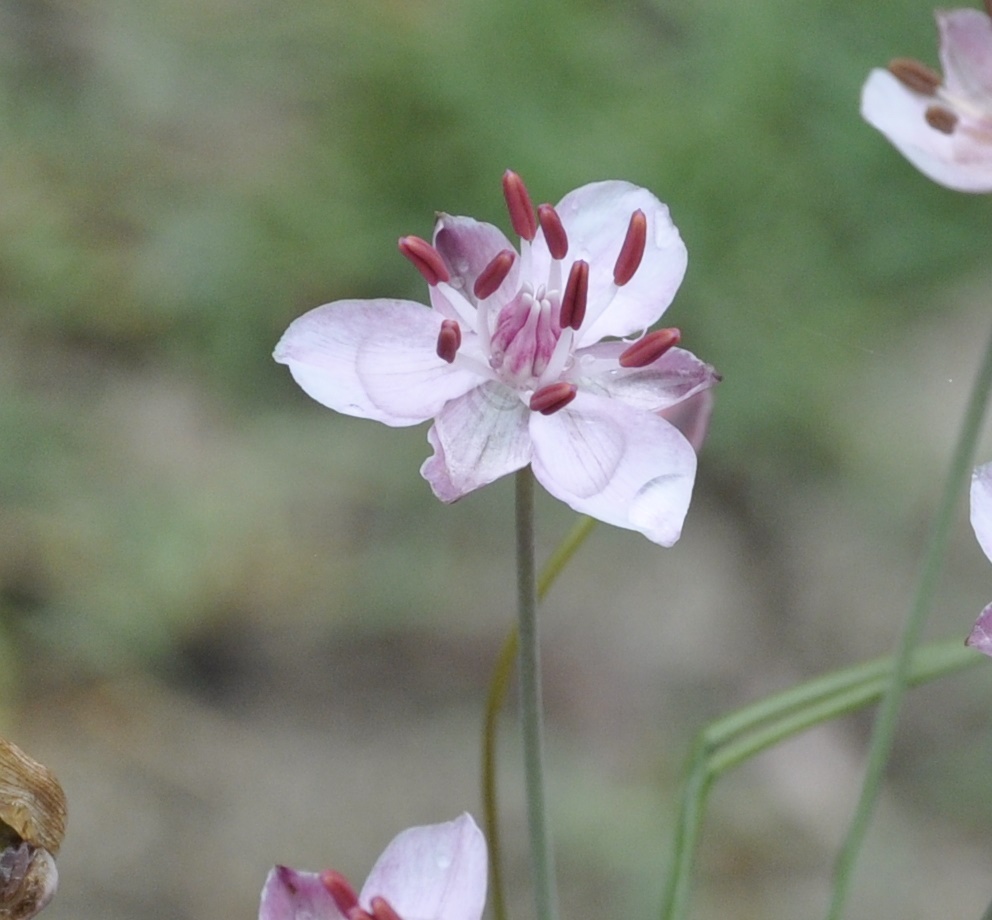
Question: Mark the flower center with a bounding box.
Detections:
[488,283,563,387]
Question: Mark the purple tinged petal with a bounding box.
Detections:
[970,462,992,562]
[534,181,687,343]
[433,215,519,310]
[359,814,488,920]
[938,9,992,102]
[967,602,992,656]
[274,299,482,426]
[529,392,697,546]
[421,382,532,500]
[658,388,714,454]
[259,867,347,920]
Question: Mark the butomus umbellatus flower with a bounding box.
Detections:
[275,172,719,545]
[258,814,486,920]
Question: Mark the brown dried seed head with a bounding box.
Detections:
[0,741,66,856]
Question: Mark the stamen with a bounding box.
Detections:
[322,871,361,917]
[398,236,450,286]
[888,58,942,95]
[925,105,958,134]
[502,170,537,242]
[537,204,568,259]
[559,260,589,331]
[473,249,516,299]
[369,897,404,920]
[619,328,681,368]
[436,319,461,363]
[529,381,578,415]
[613,210,647,286]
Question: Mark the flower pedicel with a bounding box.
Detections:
[275,172,719,546]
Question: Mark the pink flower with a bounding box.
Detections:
[861,6,992,192]
[275,172,719,546]
[967,463,992,654]
[258,813,487,920]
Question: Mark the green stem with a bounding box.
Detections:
[515,468,558,920]
[827,318,992,920]
[661,637,984,920]
[483,515,596,920]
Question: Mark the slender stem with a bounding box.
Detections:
[661,637,983,920]
[515,468,558,920]
[483,516,596,920]
[828,318,992,920]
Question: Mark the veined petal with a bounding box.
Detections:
[535,181,687,343]
[274,299,481,426]
[529,392,697,546]
[421,382,532,500]
[971,462,992,562]
[573,342,719,412]
[939,8,992,102]
[259,867,346,920]
[359,814,488,920]
[861,68,992,192]
[432,215,520,311]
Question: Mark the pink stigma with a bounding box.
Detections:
[473,249,516,300]
[502,170,537,241]
[436,319,461,363]
[559,259,588,331]
[619,328,681,368]
[537,204,568,259]
[398,236,450,286]
[530,381,578,415]
[613,209,647,286]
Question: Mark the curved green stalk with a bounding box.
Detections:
[828,318,992,920]
[661,637,983,920]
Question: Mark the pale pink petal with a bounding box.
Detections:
[861,68,992,192]
[574,342,720,412]
[534,181,687,344]
[966,602,992,657]
[421,382,532,500]
[529,393,697,546]
[938,9,992,101]
[259,867,345,920]
[359,814,487,920]
[432,215,520,311]
[970,462,992,562]
[274,299,481,426]
[659,388,715,454]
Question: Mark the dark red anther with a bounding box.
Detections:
[322,871,361,917]
[473,249,516,299]
[888,58,942,95]
[925,105,958,134]
[613,209,647,286]
[559,259,589,331]
[986,0,992,19]
[618,328,681,368]
[502,170,537,242]
[398,236,450,286]
[369,897,404,920]
[529,381,578,415]
[537,204,568,259]
[436,319,461,363]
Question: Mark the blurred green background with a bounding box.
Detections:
[3,0,992,918]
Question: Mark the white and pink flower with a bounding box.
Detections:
[258,814,487,920]
[275,172,718,545]
[861,5,992,192]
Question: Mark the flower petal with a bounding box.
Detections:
[274,299,481,426]
[938,8,992,102]
[967,602,992,657]
[421,382,532,500]
[861,68,992,192]
[529,392,697,546]
[574,342,719,412]
[259,867,345,920]
[971,462,992,562]
[359,814,488,920]
[532,181,687,343]
[432,215,520,311]
[659,388,715,454]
